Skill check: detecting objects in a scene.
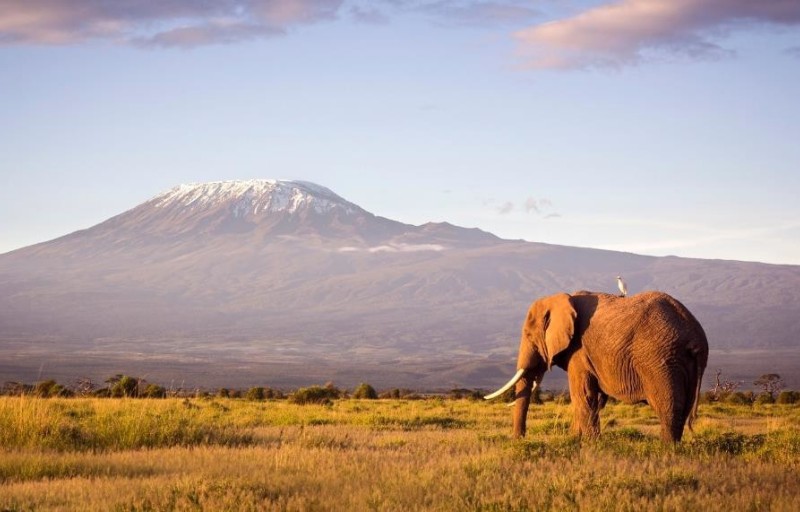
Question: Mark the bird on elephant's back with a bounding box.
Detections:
[485,290,708,443]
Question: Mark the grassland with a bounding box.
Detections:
[1,396,799,511]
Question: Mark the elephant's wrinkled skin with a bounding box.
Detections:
[492,291,708,443]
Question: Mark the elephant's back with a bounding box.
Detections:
[580,291,708,356]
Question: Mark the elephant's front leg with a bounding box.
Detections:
[567,368,601,438]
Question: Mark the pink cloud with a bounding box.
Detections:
[0,0,344,47]
[514,0,800,69]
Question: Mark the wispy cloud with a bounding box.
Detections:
[487,195,558,217]
[523,196,552,214]
[411,1,539,27]
[373,0,537,28]
[514,0,800,69]
[497,201,515,215]
[0,0,344,48]
[350,6,391,25]
[786,46,800,59]
[338,243,446,253]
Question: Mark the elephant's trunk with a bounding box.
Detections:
[512,371,536,438]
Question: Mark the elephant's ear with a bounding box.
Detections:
[542,293,577,369]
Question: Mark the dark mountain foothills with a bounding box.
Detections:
[1,180,799,389]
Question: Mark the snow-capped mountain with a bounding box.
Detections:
[153,180,362,217]
[18,179,498,257]
[1,180,798,389]
[73,179,390,242]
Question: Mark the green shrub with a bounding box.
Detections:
[245,387,266,401]
[776,391,800,404]
[754,392,774,405]
[245,387,281,400]
[290,384,341,405]
[724,391,751,405]
[380,388,401,399]
[34,380,71,398]
[2,382,32,396]
[109,376,139,398]
[378,388,418,399]
[448,388,483,400]
[353,383,378,400]
[141,384,166,399]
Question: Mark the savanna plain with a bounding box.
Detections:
[1,395,799,511]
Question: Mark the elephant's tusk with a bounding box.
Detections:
[484,368,527,400]
[505,380,538,406]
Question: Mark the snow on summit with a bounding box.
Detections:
[153,179,358,217]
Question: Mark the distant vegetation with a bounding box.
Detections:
[3,372,799,405]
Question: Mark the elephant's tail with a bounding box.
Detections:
[687,355,706,433]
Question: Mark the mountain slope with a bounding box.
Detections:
[1,179,798,388]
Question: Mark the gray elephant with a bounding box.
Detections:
[485,291,708,442]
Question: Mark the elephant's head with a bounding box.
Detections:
[485,293,576,437]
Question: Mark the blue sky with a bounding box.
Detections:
[1,0,799,264]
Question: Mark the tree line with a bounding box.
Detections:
[2,371,799,405]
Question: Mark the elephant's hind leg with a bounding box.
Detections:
[647,373,690,443]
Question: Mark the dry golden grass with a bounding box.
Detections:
[1,397,798,511]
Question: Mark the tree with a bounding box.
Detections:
[754,374,785,399]
[353,383,378,399]
[246,387,266,400]
[34,379,69,397]
[707,369,743,402]
[141,383,166,398]
[110,375,139,397]
[290,384,341,405]
[73,377,96,396]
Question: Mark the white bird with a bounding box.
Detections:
[616,275,628,297]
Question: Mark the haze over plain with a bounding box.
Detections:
[1,180,798,389]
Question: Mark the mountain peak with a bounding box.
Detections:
[153,179,358,218]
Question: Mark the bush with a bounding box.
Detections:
[246,387,266,401]
[246,387,282,400]
[109,376,139,398]
[724,391,752,405]
[353,383,378,399]
[2,382,32,396]
[777,391,800,404]
[290,384,341,405]
[265,388,283,399]
[141,384,166,398]
[754,392,774,405]
[378,388,418,399]
[34,380,72,398]
[447,388,482,400]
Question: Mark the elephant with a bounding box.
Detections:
[485,291,708,442]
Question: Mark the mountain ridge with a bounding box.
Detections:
[1,179,798,388]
